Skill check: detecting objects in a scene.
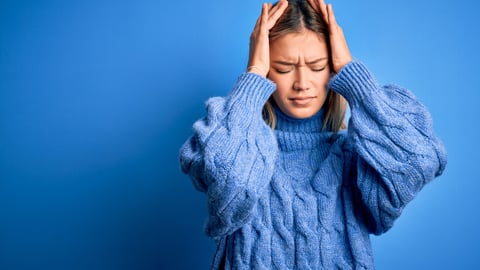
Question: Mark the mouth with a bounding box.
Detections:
[289,96,316,106]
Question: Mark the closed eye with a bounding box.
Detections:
[274,68,292,74]
[311,66,326,72]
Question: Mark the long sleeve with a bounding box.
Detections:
[179,72,278,238]
[329,61,448,235]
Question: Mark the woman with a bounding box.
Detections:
[179,0,447,269]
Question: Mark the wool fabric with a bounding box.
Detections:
[179,61,447,269]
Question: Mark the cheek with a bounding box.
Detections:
[317,70,331,85]
[271,84,286,105]
[314,75,331,94]
[268,75,290,96]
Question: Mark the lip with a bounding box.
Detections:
[289,96,316,106]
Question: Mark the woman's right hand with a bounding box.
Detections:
[248,0,289,77]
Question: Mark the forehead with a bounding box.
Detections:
[269,30,328,60]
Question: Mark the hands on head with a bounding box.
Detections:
[248,0,289,77]
[247,0,352,77]
[308,0,352,73]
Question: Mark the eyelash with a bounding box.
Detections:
[312,67,326,72]
[275,67,326,74]
[275,69,291,74]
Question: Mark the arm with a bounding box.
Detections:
[308,0,447,234]
[330,61,448,234]
[179,72,278,238]
[180,0,288,239]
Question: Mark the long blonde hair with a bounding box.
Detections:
[263,0,347,132]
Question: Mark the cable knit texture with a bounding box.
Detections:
[179,61,447,269]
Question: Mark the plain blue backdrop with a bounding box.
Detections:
[1,0,478,269]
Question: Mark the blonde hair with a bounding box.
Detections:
[263,0,347,132]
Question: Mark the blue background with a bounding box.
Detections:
[1,0,478,269]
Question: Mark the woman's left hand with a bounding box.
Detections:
[308,0,352,73]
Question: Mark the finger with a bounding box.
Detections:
[252,2,267,32]
[260,3,269,34]
[267,0,288,29]
[268,0,287,22]
[319,0,329,24]
[253,10,262,30]
[327,3,337,26]
[308,0,322,16]
[267,1,279,16]
[267,2,275,21]
[307,0,318,11]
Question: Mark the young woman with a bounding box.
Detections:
[180,0,447,268]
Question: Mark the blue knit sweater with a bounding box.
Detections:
[179,61,447,269]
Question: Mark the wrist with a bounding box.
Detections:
[333,57,353,74]
[247,65,267,77]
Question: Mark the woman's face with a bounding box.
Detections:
[268,30,330,119]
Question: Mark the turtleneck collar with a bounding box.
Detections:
[273,104,334,152]
[273,103,325,133]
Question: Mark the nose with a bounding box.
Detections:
[293,66,310,91]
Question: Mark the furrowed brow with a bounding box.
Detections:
[306,57,328,65]
[273,57,328,66]
[272,60,296,66]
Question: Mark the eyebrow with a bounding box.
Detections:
[273,57,328,66]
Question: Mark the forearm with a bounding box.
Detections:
[180,72,278,237]
[330,60,446,179]
[333,61,447,233]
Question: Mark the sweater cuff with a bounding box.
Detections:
[328,60,381,107]
[228,72,276,113]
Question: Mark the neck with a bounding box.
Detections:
[273,103,325,133]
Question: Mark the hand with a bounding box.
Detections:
[248,0,289,77]
[308,0,352,73]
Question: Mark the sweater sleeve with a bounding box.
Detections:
[329,61,448,235]
[179,72,278,238]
